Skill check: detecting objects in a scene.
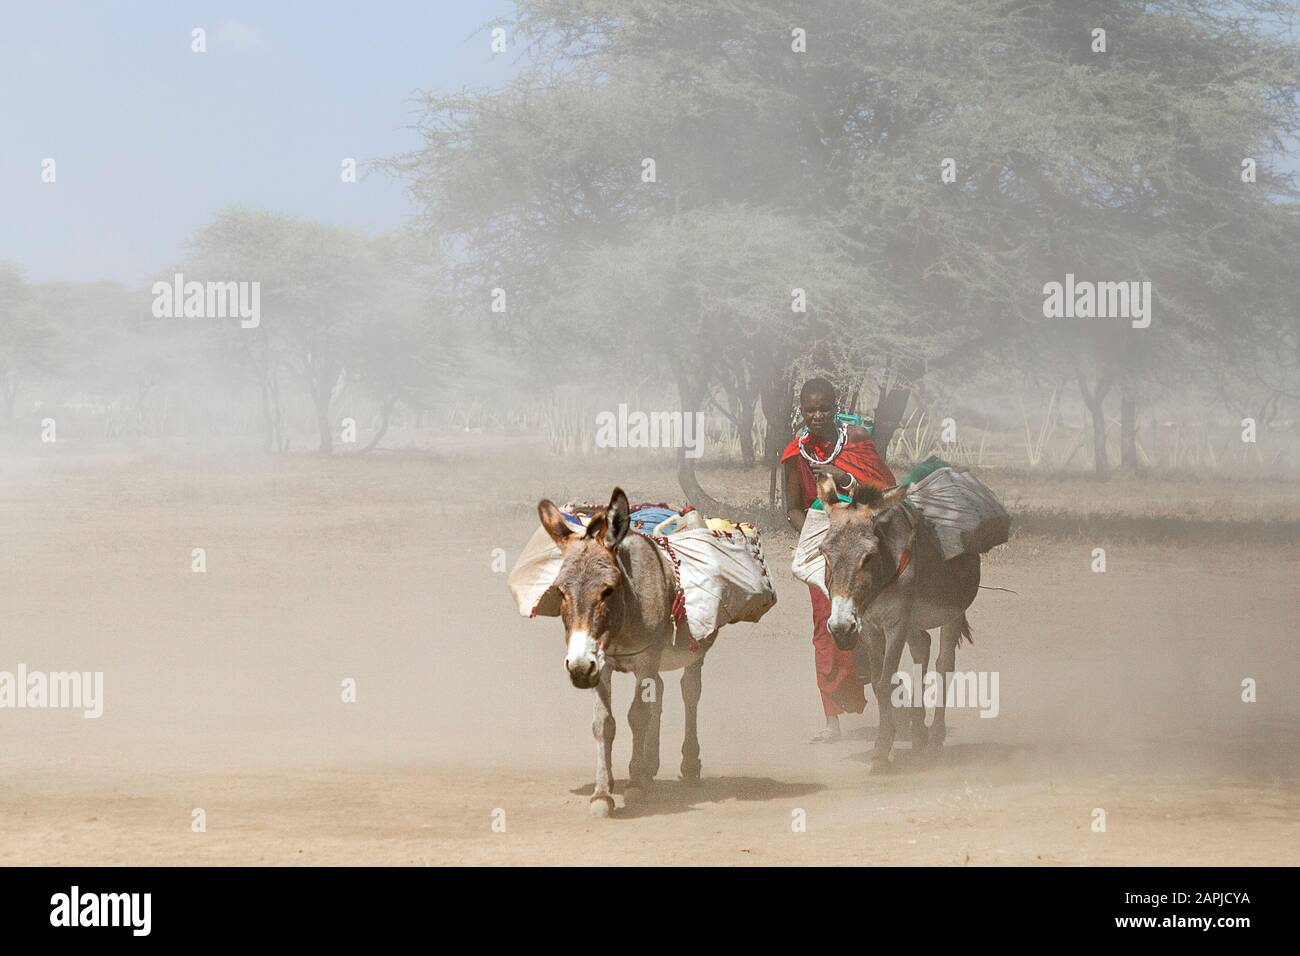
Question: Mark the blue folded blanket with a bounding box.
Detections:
[629,507,678,533]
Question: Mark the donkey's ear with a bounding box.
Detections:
[604,487,631,548]
[538,499,574,547]
[871,487,916,540]
[816,473,841,509]
[585,510,609,544]
[870,485,909,514]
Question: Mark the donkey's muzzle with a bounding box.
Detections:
[827,596,861,651]
[565,629,603,688]
[566,659,600,689]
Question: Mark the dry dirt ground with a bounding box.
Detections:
[0,441,1297,865]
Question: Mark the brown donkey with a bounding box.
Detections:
[537,487,716,816]
[816,475,979,772]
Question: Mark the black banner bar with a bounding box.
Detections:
[0,866,1284,942]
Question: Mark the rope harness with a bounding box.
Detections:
[647,533,694,651]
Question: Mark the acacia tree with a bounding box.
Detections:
[842,0,1300,474]
[188,210,296,451]
[389,1,931,504]
[561,205,883,509]
[79,281,188,437]
[189,209,405,454]
[341,231,455,453]
[394,0,1300,489]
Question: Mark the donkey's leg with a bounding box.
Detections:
[870,626,909,774]
[930,622,961,751]
[644,673,664,780]
[863,624,885,699]
[680,659,704,783]
[906,629,932,752]
[590,666,616,817]
[625,669,658,805]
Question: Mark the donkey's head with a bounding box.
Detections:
[817,475,917,651]
[537,487,632,689]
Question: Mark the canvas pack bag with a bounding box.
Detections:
[790,506,831,598]
[653,527,777,643]
[508,517,777,644]
[508,522,571,619]
[906,466,1011,560]
[790,466,1010,596]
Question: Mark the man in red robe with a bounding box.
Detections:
[782,378,896,742]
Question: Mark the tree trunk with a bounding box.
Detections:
[1088,400,1109,478]
[250,336,283,454]
[709,383,758,468]
[737,391,757,467]
[304,354,340,456]
[872,383,911,456]
[759,366,793,464]
[269,367,285,452]
[677,453,723,515]
[1074,362,1114,479]
[674,367,724,515]
[1120,382,1140,473]
[258,378,276,453]
[360,394,398,454]
[760,366,792,510]
[315,389,334,455]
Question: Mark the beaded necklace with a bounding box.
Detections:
[797,423,847,466]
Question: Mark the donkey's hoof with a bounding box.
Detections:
[623,785,647,808]
[869,757,894,776]
[589,795,615,818]
[680,768,702,785]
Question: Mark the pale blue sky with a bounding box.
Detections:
[0,1,515,284]
[4,4,1295,286]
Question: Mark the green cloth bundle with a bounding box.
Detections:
[808,455,951,511]
[898,455,951,487]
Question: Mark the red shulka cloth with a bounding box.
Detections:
[809,585,866,717]
[780,431,896,508]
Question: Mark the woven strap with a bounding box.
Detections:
[647,533,695,651]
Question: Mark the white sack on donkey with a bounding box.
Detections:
[509,500,776,645]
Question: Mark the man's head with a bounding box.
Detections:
[799,377,838,439]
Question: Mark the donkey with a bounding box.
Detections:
[815,474,980,772]
[537,487,716,816]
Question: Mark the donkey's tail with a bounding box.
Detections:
[957,613,973,646]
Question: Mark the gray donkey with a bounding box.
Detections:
[537,487,716,816]
[815,474,980,772]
